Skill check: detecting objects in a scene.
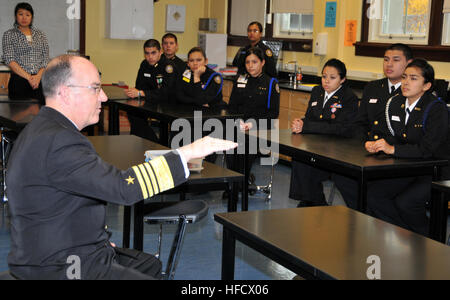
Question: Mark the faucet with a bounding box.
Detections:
[288,61,299,85]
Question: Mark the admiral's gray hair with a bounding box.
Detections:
[42,55,75,98]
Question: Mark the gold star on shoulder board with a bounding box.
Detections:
[125,176,135,185]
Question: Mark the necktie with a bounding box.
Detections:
[405,107,411,124]
[323,95,328,108]
[390,86,396,96]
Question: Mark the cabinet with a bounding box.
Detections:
[0,73,10,95]
[222,79,233,103]
[279,89,310,129]
[107,0,154,40]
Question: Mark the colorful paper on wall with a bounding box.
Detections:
[325,2,337,28]
[344,20,357,46]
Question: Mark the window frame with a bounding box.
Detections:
[355,0,450,62]
[226,0,313,53]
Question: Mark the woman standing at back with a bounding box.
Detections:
[2,2,49,103]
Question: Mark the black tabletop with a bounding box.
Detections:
[0,101,40,130]
[251,129,448,177]
[87,135,243,183]
[432,180,450,193]
[102,85,129,100]
[215,206,450,280]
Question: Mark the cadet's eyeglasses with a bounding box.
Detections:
[66,85,102,95]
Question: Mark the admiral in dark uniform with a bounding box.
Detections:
[176,47,226,109]
[365,59,449,235]
[6,55,237,280]
[227,47,280,176]
[289,59,358,207]
[125,39,177,141]
[232,21,277,78]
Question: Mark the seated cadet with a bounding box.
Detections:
[232,21,277,78]
[125,39,176,141]
[289,59,358,207]
[6,54,238,280]
[332,43,414,209]
[227,47,280,181]
[365,59,449,236]
[175,47,226,109]
[162,33,187,75]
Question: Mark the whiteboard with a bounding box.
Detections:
[0,0,80,61]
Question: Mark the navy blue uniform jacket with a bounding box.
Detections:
[6,107,186,279]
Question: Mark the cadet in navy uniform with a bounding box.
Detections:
[162,33,187,75]
[125,39,176,141]
[289,59,358,207]
[354,44,413,141]
[365,59,449,235]
[176,47,226,109]
[227,47,280,176]
[6,55,238,280]
[232,21,277,78]
[333,44,414,209]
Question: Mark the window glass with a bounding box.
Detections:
[273,13,313,39]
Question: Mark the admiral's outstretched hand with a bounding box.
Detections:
[178,136,238,162]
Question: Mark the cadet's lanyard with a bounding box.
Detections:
[203,72,223,97]
[268,78,278,109]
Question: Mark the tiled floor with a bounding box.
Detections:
[1,160,449,279]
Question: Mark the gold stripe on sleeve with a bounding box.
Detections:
[138,164,154,198]
[132,166,148,199]
[148,156,174,192]
[143,162,159,195]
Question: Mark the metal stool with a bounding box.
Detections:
[144,200,208,280]
[1,130,18,203]
[249,153,276,202]
[0,270,17,280]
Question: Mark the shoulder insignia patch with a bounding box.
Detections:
[166,65,174,74]
[214,75,222,84]
[266,49,273,57]
[275,83,280,93]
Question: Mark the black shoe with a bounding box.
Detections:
[297,200,313,207]
[222,190,229,199]
[248,183,257,196]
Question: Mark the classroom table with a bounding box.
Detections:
[87,135,244,251]
[214,206,450,280]
[102,85,243,146]
[430,180,450,243]
[244,129,448,212]
[0,101,40,131]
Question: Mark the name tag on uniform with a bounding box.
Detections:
[237,75,248,84]
[391,116,401,122]
[182,70,191,83]
[369,99,378,104]
[237,84,246,88]
[144,73,151,78]
[311,101,318,107]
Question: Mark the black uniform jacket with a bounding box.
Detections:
[135,55,176,104]
[228,73,280,126]
[232,40,277,78]
[385,92,449,159]
[6,107,186,279]
[354,78,402,141]
[175,66,227,109]
[301,85,358,137]
[167,55,187,75]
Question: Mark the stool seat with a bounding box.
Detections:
[0,270,17,280]
[144,200,208,224]
[144,200,208,280]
